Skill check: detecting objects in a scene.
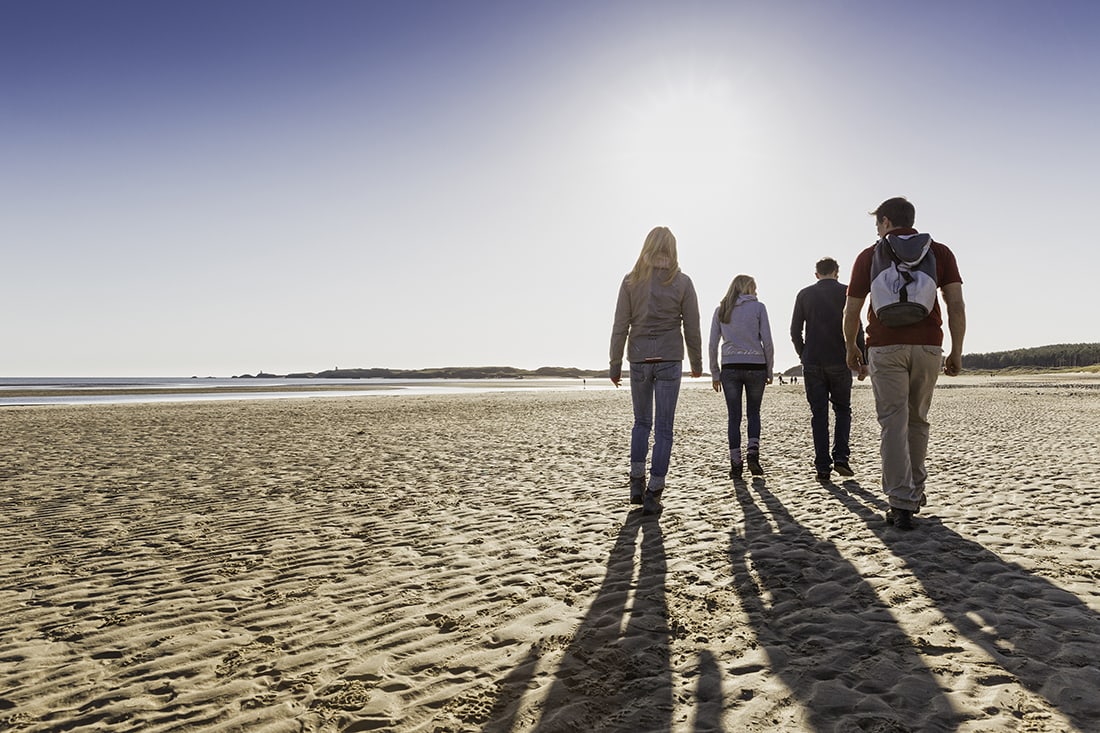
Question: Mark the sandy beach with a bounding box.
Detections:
[1,375,1098,732]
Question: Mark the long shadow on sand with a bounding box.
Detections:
[822,479,1100,732]
[483,510,671,732]
[730,478,962,732]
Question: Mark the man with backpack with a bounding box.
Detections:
[843,197,967,530]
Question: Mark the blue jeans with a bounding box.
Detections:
[719,368,767,459]
[802,364,853,471]
[629,361,683,490]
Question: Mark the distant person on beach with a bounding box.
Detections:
[709,274,774,479]
[609,226,703,514]
[791,257,867,481]
[844,197,966,531]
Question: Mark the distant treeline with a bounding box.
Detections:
[962,343,1100,370]
[235,344,1100,380]
[237,366,608,380]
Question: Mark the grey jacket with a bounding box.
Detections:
[708,295,774,379]
[609,268,702,380]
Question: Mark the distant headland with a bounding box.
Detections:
[233,366,609,380]
[232,343,1100,381]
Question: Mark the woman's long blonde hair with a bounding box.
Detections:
[718,274,756,323]
[628,226,680,286]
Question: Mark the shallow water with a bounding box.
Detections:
[0,376,610,406]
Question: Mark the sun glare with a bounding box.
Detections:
[611,64,769,201]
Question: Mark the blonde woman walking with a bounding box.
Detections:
[610,226,703,514]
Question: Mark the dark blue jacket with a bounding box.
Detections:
[790,278,864,367]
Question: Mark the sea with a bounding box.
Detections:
[0,376,609,407]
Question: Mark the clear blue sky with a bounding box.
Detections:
[3,0,1097,376]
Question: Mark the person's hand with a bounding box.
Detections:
[857,364,869,381]
[846,344,864,372]
[691,370,702,378]
[943,351,962,377]
[712,380,722,393]
[766,377,773,385]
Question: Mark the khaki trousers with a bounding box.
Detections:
[867,344,943,512]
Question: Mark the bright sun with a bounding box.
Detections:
[610,63,771,203]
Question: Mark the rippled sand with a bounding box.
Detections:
[1,376,1098,732]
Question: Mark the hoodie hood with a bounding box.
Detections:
[884,233,932,265]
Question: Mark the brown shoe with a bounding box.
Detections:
[885,508,913,530]
[747,451,763,476]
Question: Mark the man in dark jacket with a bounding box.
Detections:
[791,257,866,480]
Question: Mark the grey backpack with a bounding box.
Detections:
[869,234,938,328]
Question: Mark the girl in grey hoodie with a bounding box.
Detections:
[709,274,774,478]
